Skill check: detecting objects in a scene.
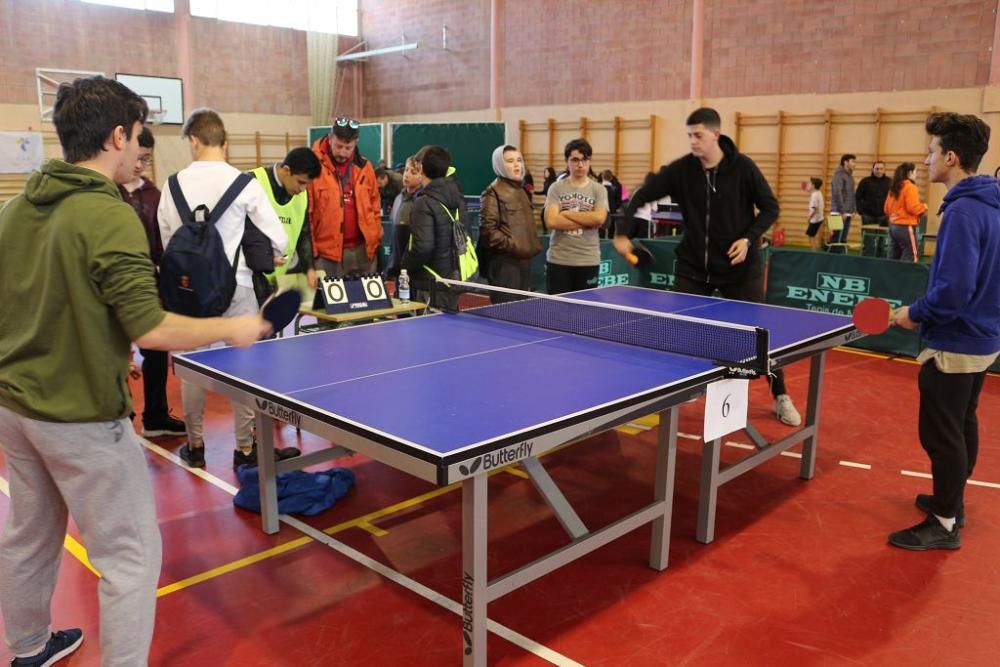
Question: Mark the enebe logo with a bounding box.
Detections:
[254,398,302,428]
[458,441,534,476]
[785,272,902,314]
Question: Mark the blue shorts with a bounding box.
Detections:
[805,221,823,237]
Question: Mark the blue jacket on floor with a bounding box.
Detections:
[909,174,1000,356]
[234,465,355,516]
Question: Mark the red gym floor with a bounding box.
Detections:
[0,348,998,666]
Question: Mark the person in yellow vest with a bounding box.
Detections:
[244,147,322,302]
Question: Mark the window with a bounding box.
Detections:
[82,0,174,11]
[189,0,358,36]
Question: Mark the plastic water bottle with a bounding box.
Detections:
[398,269,410,303]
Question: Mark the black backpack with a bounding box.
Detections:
[159,172,253,317]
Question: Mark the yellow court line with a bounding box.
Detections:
[356,521,389,537]
[835,347,892,360]
[631,414,661,427]
[0,474,102,577]
[503,466,530,480]
[64,535,101,577]
[145,431,640,596]
[157,537,312,597]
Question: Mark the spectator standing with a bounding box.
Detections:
[830,153,857,251]
[884,161,928,262]
[479,144,543,297]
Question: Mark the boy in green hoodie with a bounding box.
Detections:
[0,76,269,667]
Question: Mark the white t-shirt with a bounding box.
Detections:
[158,161,287,288]
[808,190,824,223]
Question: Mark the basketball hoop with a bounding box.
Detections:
[147,109,167,126]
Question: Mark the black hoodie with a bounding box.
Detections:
[620,135,779,285]
[402,176,468,290]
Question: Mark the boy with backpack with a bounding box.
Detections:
[157,108,293,469]
[402,145,477,309]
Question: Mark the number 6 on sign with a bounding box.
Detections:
[703,378,749,442]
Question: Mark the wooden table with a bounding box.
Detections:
[293,298,428,334]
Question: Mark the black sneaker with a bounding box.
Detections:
[178,443,206,468]
[142,414,187,438]
[11,628,83,666]
[888,515,961,551]
[232,444,302,469]
[915,493,965,528]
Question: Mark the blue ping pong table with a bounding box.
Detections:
[174,285,857,666]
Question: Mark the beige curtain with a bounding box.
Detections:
[307,31,339,126]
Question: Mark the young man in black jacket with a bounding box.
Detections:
[402,145,468,309]
[614,107,801,426]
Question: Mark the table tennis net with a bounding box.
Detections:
[436,280,769,377]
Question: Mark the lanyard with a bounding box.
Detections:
[337,162,353,208]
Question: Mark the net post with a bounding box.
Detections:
[754,326,770,377]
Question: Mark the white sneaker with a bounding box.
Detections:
[774,394,802,426]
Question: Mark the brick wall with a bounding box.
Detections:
[359,0,996,113]
[189,19,308,115]
[0,0,310,116]
[501,0,692,107]
[0,0,177,104]
[359,0,491,117]
[703,0,995,97]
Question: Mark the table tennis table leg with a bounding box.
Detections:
[696,438,722,544]
[462,473,488,667]
[521,457,588,539]
[800,352,826,480]
[650,406,678,570]
[255,412,280,534]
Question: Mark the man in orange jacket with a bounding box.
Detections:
[308,118,382,277]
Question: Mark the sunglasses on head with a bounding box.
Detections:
[334,117,360,129]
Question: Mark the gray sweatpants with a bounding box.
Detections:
[0,406,161,666]
[181,286,257,450]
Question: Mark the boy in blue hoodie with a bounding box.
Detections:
[888,112,1000,551]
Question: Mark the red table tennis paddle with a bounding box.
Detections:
[852,297,892,335]
[261,290,302,335]
[625,240,655,269]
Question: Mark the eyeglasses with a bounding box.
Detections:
[137,155,153,166]
[334,117,360,129]
[568,157,591,165]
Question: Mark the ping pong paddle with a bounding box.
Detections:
[852,297,892,335]
[261,290,302,335]
[625,240,655,269]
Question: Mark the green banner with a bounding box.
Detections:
[389,122,505,198]
[766,248,929,356]
[530,237,681,292]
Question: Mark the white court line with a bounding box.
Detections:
[281,515,585,667]
[725,442,755,450]
[839,461,872,470]
[966,479,1000,489]
[141,439,238,495]
[678,432,700,440]
[902,469,1000,489]
[780,451,803,459]
[139,437,584,667]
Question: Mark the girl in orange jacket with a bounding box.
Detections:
[884,162,928,262]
